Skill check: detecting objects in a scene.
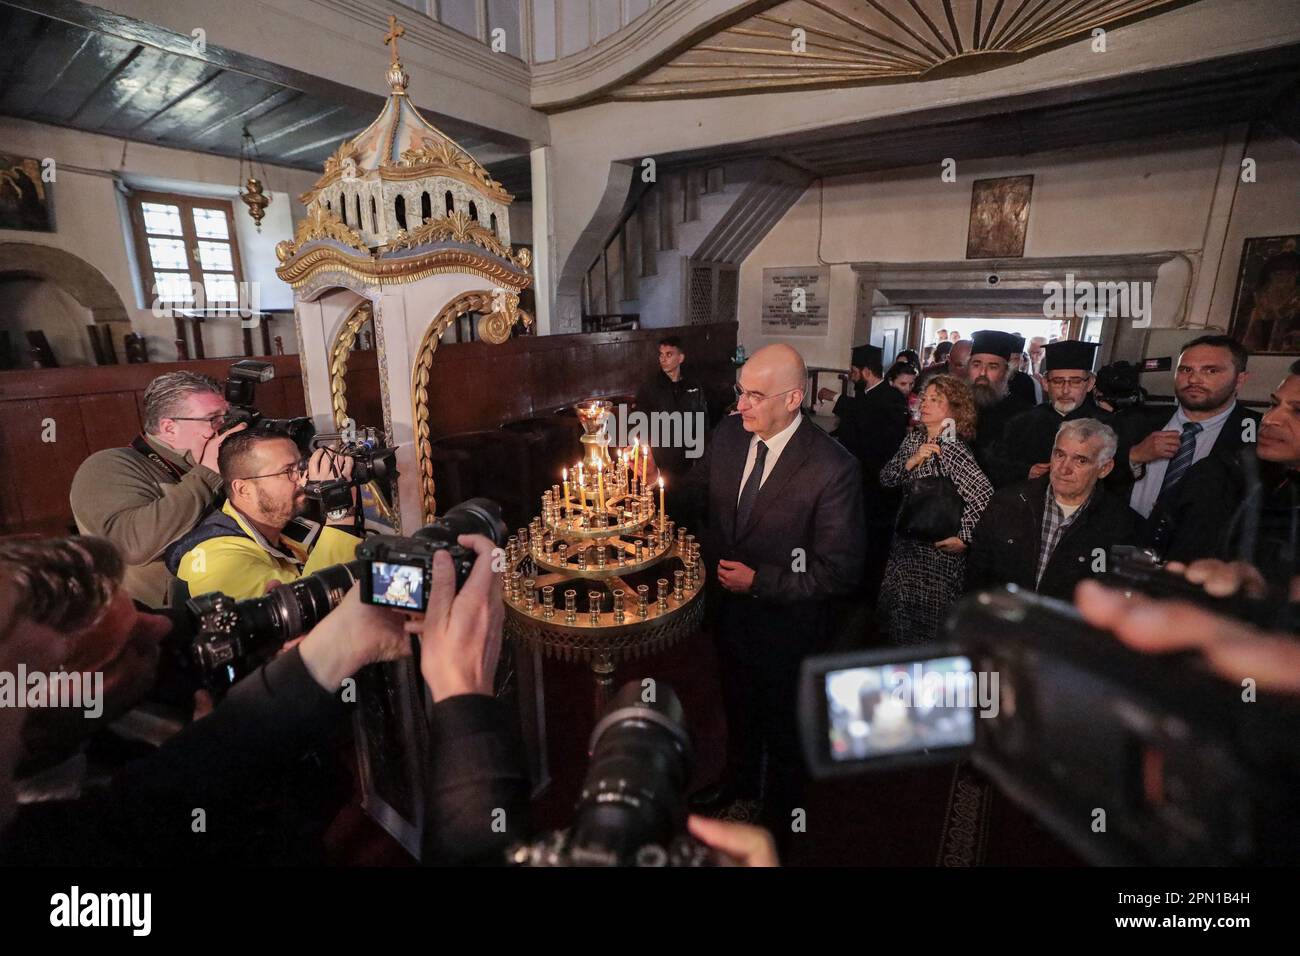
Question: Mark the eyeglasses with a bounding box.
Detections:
[167,413,228,429]
[734,384,800,404]
[1046,377,1090,388]
[238,459,308,482]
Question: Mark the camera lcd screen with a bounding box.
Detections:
[825,655,976,761]
[370,561,425,611]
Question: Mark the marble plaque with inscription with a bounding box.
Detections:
[762,266,829,336]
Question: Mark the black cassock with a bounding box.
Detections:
[974,392,1035,488]
[997,394,1115,484]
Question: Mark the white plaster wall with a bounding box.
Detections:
[0,117,319,361]
[738,129,1300,401]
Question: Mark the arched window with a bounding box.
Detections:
[354,193,362,229]
[421,191,432,223]
[489,213,498,236]
[370,195,378,232]
[394,195,407,230]
[444,191,454,215]
[339,194,348,226]
[468,201,478,222]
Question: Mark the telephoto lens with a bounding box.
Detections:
[565,680,695,866]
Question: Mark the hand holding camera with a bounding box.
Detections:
[416,534,503,703]
[198,420,247,473]
[298,587,410,692]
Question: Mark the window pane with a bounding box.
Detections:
[487,0,522,56]
[203,273,238,303]
[147,237,189,270]
[141,202,183,236]
[153,272,195,303]
[197,240,234,272]
[192,207,230,239]
[440,0,479,38]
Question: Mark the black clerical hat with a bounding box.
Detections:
[970,330,1025,360]
[850,344,882,371]
[1043,339,1099,373]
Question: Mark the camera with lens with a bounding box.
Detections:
[186,561,363,693]
[510,680,714,867]
[220,359,315,453]
[357,498,506,613]
[798,585,1300,865]
[304,426,399,523]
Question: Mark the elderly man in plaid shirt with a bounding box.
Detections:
[967,419,1138,601]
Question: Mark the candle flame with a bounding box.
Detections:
[562,467,567,480]
[658,476,664,488]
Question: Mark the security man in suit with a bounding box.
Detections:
[1112,334,1261,563]
[686,344,865,836]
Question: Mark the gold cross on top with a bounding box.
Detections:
[384,15,405,65]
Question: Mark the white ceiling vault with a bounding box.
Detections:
[610,0,1203,100]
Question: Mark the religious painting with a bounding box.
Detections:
[0,153,54,232]
[966,175,1032,259]
[1228,235,1300,354]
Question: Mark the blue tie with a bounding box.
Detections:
[1159,422,1203,498]
[735,441,768,530]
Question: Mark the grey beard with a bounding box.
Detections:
[972,382,1003,410]
[1053,399,1081,415]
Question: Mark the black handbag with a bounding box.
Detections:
[896,456,964,542]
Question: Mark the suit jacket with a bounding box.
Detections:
[967,476,1138,601]
[834,383,910,525]
[685,413,865,621]
[1111,402,1262,563]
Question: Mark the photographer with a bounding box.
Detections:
[167,428,361,601]
[1,533,529,865]
[70,371,245,607]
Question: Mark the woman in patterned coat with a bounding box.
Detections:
[878,375,993,644]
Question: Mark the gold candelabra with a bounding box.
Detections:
[502,400,705,715]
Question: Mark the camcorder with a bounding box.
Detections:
[1093,356,1170,410]
[303,426,398,525]
[219,359,315,453]
[184,498,507,692]
[510,680,714,867]
[799,584,1300,866]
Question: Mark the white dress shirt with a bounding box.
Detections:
[736,413,804,505]
[1129,401,1237,518]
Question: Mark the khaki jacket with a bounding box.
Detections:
[70,435,223,607]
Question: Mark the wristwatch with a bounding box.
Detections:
[1128,456,1146,480]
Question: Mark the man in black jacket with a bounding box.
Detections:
[969,330,1034,488]
[0,534,529,866]
[685,344,864,832]
[968,418,1136,600]
[1000,340,1112,483]
[828,344,909,592]
[635,335,711,485]
[1113,335,1261,563]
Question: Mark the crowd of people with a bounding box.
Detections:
[0,327,1295,867]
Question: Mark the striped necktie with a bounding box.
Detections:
[1159,421,1203,498]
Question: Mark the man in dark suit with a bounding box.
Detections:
[1000,340,1113,483]
[686,344,865,834]
[969,330,1034,488]
[1113,335,1262,563]
[967,418,1136,601]
[828,344,909,594]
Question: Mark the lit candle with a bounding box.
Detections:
[641,443,649,491]
[578,469,588,514]
[658,475,665,526]
[631,438,639,489]
[597,460,607,515]
[562,467,571,518]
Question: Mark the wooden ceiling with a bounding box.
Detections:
[614,0,1202,100]
[0,0,533,196]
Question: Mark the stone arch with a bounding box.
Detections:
[0,242,129,325]
[553,161,634,332]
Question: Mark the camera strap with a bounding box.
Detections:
[131,435,187,483]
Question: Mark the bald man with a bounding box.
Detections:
[685,344,864,835]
